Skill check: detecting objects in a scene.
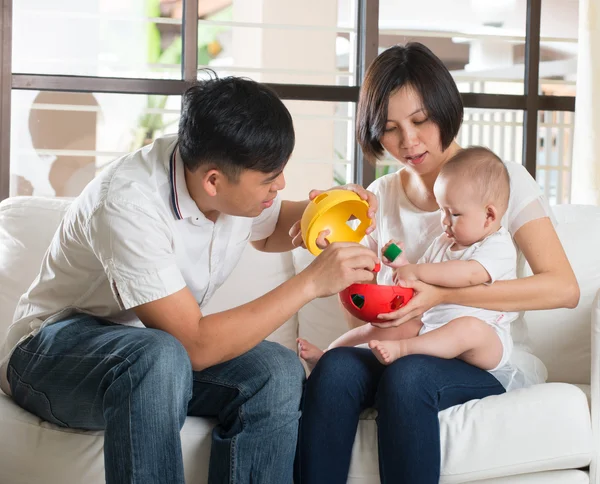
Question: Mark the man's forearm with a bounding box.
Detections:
[255,200,309,252]
[191,270,314,370]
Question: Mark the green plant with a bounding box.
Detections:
[132,1,232,149]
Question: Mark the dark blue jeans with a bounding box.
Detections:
[8,314,305,484]
[295,347,505,484]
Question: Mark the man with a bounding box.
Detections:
[0,76,379,483]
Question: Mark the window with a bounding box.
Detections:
[378,0,526,95]
[0,0,578,203]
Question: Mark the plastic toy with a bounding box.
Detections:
[301,189,371,256]
[383,243,402,262]
[339,284,414,323]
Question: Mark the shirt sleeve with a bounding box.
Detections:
[250,195,283,242]
[469,229,518,284]
[417,236,438,264]
[504,161,557,235]
[87,198,186,310]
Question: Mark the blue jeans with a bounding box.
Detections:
[295,347,505,484]
[8,314,305,484]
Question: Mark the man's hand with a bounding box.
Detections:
[300,242,380,299]
[289,184,378,249]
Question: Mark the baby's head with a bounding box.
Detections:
[433,146,510,247]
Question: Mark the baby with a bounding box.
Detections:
[298,146,518,385]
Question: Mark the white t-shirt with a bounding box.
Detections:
[419,227,518,328]
[364,161,555,389]
[0,134,281,396]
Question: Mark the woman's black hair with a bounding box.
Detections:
[357,42,463,162]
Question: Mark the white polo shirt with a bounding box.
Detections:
[0,134,282,396]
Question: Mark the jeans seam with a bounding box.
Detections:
[437,382,503,393]
[230,434,237,484]
[7,364,69,427]
[229,404,245,484]
[127,367,137,484]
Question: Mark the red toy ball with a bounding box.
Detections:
[339,283,414,323]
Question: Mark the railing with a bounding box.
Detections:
[378,107,574,205]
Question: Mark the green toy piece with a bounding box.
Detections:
[383,243,402,262]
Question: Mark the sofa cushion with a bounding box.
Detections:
[1,382,590,484]
[202,244,299,351]
[524,204,600,384]
[348,383,592,483]
[0,197,71,336]
[0,392,213,484]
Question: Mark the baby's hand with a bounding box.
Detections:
[381,240,408,268]
[393,264,419,285]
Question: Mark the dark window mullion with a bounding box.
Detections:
[523,0,542,179]
[182,0,199,82]
[0,0,12,201]
[11,74,361,102]
[353,0,378,188]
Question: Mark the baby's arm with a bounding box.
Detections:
[410,260,491,288]
[328,318,422,350]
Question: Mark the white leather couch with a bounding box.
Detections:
[0,195,598,484]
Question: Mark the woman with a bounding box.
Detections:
[295,42,579,483]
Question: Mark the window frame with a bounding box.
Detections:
[0,0,576,200]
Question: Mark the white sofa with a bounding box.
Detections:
[0,195,598,484]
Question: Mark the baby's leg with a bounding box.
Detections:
[298,319,422,371]
[370,316,503,368]
[329,318,422,350]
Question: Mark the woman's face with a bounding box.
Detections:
[380,85,452,176]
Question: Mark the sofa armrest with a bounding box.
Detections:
[590,289,600,484]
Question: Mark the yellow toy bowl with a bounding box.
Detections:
[301,189,371,256]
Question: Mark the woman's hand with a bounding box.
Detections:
[289,184,378,249]
[371,278,446,328]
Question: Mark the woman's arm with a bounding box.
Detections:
[447,217,579,311]
[376,217,579,327]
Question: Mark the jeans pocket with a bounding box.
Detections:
[8,365,68,427]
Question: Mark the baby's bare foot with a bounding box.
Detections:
[369,339,407,365]
[297,338,324,371]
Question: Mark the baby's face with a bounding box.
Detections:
[433,177,489,247]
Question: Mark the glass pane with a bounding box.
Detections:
[10,90,181,197]
[13,1,185,79]
[10,92,354,200]
[539,1,578,97]
[536,111,574,205]
[198,0,358,86]
[280,101,354,200]
[375,108,524,179]
[378,0,526,95]
[458,108,524,164]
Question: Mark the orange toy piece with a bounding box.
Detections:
[300,189,371,256]
[339,284,414,323]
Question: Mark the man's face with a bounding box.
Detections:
[216,168,286,217]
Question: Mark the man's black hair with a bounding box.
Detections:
[178,73,295,180]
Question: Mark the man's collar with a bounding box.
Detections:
[168,145,205,221]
